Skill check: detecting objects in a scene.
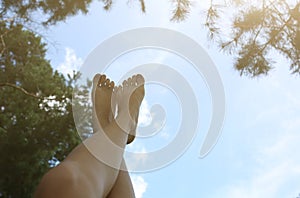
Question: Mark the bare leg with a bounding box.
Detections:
[34,74,145,198]
[34,117,130,198]
[34,74,122,197]
[107,74,145,198]
[107,159,135,198]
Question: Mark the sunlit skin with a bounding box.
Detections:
[34,74,145,198]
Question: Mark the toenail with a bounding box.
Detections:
[110,81,115,87]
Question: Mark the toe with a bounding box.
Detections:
[114,85,120,93]
[93,74,101,86]
[99,74,107,87]
[131,75,138,86]
[105,79,110,87]
[122,79,129,87]
[115,85,121,93]
[92,74,101,101]
[136,74,145,85]
[110,81,115,88]
[119,85,123,92]
[127,77,132,85]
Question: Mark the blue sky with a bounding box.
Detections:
[46,1,300,197]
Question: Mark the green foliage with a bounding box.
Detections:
[1,0,89,25]
[205,0,300,77]
[170,0,192,22]
[0,0,104,195]
[235,42,271,76]
[0,22,86,197]
[233,7,264,32]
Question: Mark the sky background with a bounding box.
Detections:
[45,1,300,197]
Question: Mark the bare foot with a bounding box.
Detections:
[92,74,115,131]
[116,74,145,144]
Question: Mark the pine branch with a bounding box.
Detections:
[139,0,146,12]
[0,28,12,57]
[102,0,113,10]
[260,15,292,53]
[0,83,41,99]
[170,0,191,21]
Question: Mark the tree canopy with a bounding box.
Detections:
[0,1,94,195]
[204,0,300,77]
[0,21,86,197]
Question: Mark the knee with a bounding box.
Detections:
[34,161,81,198]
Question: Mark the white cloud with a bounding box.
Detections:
[39,95,70,112]
[126,144,148,163]
[125,143,150,173]
[138,99,152,126]
[131,175,148,198]
[56,47,83,78]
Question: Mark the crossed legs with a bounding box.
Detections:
[34,74,145,198]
